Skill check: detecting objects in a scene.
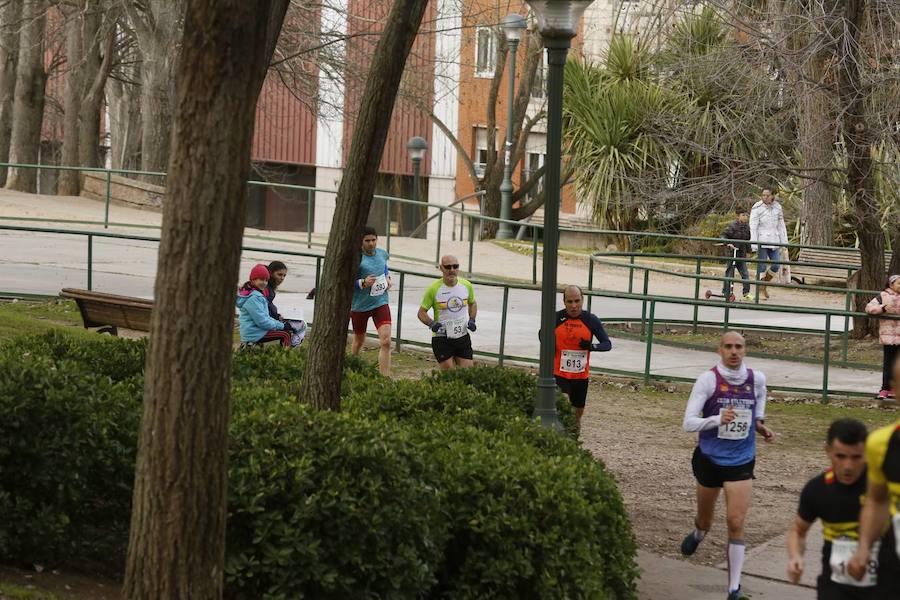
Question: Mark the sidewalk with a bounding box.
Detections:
[0,190,882,395]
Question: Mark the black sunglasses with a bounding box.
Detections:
[442,263,460,270]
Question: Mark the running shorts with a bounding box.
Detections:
[350,304,392,334]
[555,376,589,408]
[816,575,879,600]
[431,334,473,362]
[691,446,755,488]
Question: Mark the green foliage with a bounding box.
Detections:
[427,365,579,438]
[0,350,140,567]
[0,331,637,599]
[226,392,446,600]
[672,212,736,256]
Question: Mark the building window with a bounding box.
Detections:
[523,152,545,199]
[530,49,546,99]
[475,148,488,178]
[475,26,497,78]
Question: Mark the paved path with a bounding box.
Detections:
[0,190,880,395]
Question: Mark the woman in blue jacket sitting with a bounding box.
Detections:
[236,264,293,347]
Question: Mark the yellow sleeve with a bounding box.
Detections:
[866,423,895,485]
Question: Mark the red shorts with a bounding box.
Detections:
[350,304,392,334]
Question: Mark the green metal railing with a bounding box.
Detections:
[1,223,897,403]
[1,161,885,292]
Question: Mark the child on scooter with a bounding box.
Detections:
[720,207,752,301]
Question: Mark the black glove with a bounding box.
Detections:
[467,319,477,332]
[578,339,591,350]
[430,321,445,333]
[282,321,294,334]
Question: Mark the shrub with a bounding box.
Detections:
[671,212,734,257]
[0,352,140,567]
[427,365,578,438]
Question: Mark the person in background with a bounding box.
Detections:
[236,264,294,347]
[865,274,900,399]
[265,260,288,320]
[721,207,752,301]
[749,188,788,300]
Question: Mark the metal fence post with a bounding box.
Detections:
[692,258,701,334]
[723,305,731,331]
[104,170,111,229]
[87,234,93,290]
[306,189,313,249]
[314,257,321,317]
[532,227,538,284]
[498,286,509,367]
[435,209,443,266]
[386,196,392,255]
[640,269,649,337]
[822,314,831,403]
[643,300,656,385]
[395,272,405,351]
[628,255,635,293]
[841,276,851,362]
[587,258,594,314]
[467,218,475,277]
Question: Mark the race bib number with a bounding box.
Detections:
[830,538,878,587]
[369,274,388,297]
[444,316,468,340]
[560,350,587,374]
[718,408,752,440]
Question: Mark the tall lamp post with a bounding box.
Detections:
[497,14,528,240]
[527,0,593,431]
[407,136,428,204]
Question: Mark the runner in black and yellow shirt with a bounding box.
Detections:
[848,357,900,595]
[786,419,880,599]
[550,285,611,430]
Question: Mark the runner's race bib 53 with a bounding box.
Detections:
[718,408,752,440]
[560,349,587,374]
[444,316,468,340]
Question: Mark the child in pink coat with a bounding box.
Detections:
[865,274,900,398]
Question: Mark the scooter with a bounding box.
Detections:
[704,244,738,302]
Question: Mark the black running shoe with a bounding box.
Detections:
[727,586,748,600]
[680,531,701,556]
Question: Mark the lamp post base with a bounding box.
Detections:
[534,375,564,432]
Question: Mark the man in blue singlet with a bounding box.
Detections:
[680,331,776,600]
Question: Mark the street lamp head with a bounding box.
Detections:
[406,136,428,162]
[525,0,593,39]
[500,14,528,43]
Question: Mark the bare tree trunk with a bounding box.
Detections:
[107,52,143,171]
[77,5,110,170]
[5,0,47,193]
[0,0,22,186]
[122,1,288,598]
[836,0,884,338]
[301,0,429,411]
[58,11,85,195]
[797,56,834,247]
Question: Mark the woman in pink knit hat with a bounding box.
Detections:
[236,263,293,347]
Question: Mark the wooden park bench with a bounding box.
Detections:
[60,288,153,335]
[794,248,893,285]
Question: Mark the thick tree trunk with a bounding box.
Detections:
[0,0,22,186]
[798,56,834,247]
[890,227,900,276]
[836,0,884,338]
[301,0,429,411]
[58,13,85,196]
[77,6,108,170]
[121,1,288,598]
[5,0,46,193]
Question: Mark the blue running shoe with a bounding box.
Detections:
[727,586,748,600]
[680,531,701,556]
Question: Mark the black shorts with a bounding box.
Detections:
[875,526,900,597]
[817,576,879,600]
[431,334,473,363]
[555,376,589,408]
[691,446,755,488]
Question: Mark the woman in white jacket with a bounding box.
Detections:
[749,189,788,299]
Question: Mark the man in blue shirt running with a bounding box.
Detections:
[350,226,392,375]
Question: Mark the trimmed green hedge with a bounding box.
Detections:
[0,331,637,599]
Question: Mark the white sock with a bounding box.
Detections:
[727,539,745,592]
[693,528,707,542]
